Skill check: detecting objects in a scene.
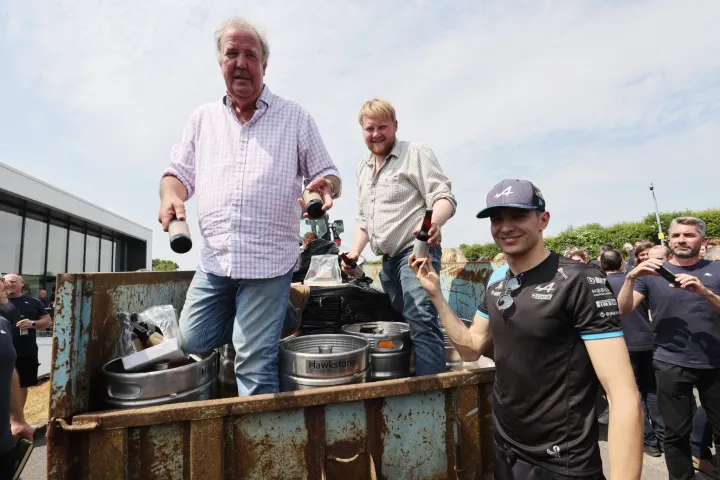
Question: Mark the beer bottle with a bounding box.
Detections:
[412,209,433,259]
[339,253,365,278]
[169,217,192,254]
[302,189,325,219]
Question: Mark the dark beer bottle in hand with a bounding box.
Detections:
[169,217,192,254]
[302,189,324,219]
[339,253,365,278]
[412,209,433,259]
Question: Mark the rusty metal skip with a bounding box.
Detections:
[47,264,496,479]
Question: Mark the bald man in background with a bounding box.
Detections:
[1,275,51,413]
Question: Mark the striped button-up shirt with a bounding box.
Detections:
[163,86,341,279]
[356,140,456,257]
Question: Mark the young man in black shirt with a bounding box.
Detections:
[2,275,51,413]
[618,216,720,479]
[411,179,643,479]
[601,249,664,457]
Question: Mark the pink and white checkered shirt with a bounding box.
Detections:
[162,86,341,279]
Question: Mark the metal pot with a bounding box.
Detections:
[102,351,217,409]
[279,334,369,391]
[440,318,473,370]
[341,322,412,381]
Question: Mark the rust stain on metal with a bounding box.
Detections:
[365,398,387,480]
[73,370,494,431]
[222,417,235,480]
[456,385,481,479]
[189,417,223,479]
[478,383,494,476]
[234,410,309,479]
[444,389,457,480]
[127,427,143,480]
[87,428,127,479]
[303,406,326,480]
[139,423,186,480]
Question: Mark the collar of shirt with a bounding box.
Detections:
[222,85,274,117]
[364,139,403,167]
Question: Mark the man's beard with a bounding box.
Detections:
[672,243,701,258]
[369,140,393,157]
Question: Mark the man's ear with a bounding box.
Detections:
[539,211,550,231]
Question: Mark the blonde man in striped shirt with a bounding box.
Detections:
[342,99,457,376]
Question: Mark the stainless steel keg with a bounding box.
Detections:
[102,351,217,409]
[279,334,369,391]
[341,322,412,381]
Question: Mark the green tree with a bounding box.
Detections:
[459,208,720,261]
[152,259,179,271]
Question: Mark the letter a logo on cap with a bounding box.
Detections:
[494,186,513,199]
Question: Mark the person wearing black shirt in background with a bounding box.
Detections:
[618,217,720,479]
[0,280,35,479]
[2,274,51,414]
[411,179,643,479]
[601,249,664,457]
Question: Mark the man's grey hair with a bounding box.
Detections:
[214,17,270,63]
[706,246,720,261]
[669,216,707,238]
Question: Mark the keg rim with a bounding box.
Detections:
[102,351,216,380]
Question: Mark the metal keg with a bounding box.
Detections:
[102,351,217,409]
[441,318,473,369]
[341,322,412,381]
[279,334,369,391]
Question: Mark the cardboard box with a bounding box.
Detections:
[121,337,186,372]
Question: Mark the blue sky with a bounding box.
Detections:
[1,0,719,269]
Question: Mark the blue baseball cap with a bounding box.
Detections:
[476,179,546,219]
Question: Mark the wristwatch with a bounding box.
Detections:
[32,321,36,328]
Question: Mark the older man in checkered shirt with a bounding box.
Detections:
[158,17,341,396]
[342,99,457,376]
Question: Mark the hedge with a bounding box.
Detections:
[459,209,720,261]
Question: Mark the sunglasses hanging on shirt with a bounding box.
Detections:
[497,274,523,311]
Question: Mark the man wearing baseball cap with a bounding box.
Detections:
[410,179,643,479]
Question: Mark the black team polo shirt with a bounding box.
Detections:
[478,252,622,476]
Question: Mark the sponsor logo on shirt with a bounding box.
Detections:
[491,290,501,297]
[586,277,607,285]
[557,268,568,279]
[547,445,562,458]
[705,273,713,276]
[599,310,620,318]
[592,287,613,297]
[532,293,553,300]
[535,282,555,293]
[0,330,5,334]
[596,299,618,308]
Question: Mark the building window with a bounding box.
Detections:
[85,232,100,273]
[21,216,47,276]
[0,210,22,273]
[100,237,113,272]
[67,228,85,273]
[46,222,68,277]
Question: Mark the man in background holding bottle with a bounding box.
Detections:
[342,99,456,376]
[158,17,341,396]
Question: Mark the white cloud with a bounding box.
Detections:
[1,0,719,269]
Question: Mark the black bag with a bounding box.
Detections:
[299,282,404,335]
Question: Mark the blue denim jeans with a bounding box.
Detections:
[179,267,293,396]
[380,246,445,376]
